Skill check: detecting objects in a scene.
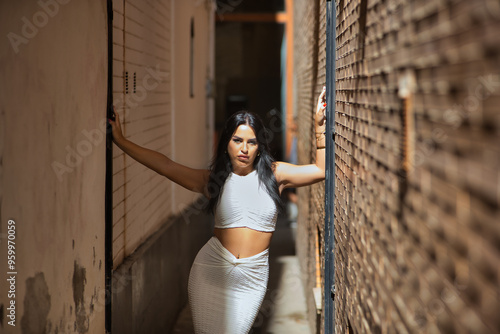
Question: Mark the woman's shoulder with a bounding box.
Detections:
[273,161,303,185]
[273,161,290,174]
[272,161,287,182]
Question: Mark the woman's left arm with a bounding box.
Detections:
[275,87,327,191]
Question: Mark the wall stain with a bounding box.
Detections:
[89,295,95,315]
[21,272,51,334]
[72,261,88,333]
[53,304,67,334]
[89,286,99,315]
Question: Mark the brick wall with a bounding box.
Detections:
[294,1,327,332]
[294,0,500,332]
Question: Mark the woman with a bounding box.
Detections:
[109,87,327,333]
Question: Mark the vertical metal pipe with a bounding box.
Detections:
[324,0,337,332]
[105,0,114,332]
[285,0,294,160]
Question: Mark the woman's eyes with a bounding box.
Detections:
[232,138,257,145]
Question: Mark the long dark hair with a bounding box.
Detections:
[205,111,283,214]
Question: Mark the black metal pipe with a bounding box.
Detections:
[324,0,337,332]
[105,0,114,332]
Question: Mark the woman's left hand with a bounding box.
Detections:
[315,86,327,127]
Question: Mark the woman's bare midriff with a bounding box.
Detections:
[214,227,272,259]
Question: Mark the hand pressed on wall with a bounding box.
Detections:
[316,86,327,128]
[108,107,125,145]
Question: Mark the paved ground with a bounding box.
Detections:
[172,214,311,334]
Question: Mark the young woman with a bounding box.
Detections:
[109,87,327,333]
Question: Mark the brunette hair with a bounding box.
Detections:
[205,111,283,214]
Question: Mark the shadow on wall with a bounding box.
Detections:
[112,204,213,334]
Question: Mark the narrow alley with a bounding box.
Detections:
[1,0,499,333]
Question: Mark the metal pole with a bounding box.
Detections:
[324,0,336,333]
[105,0,114,332]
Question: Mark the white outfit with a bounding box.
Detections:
[214,170,278,232]
[188,170,278,334]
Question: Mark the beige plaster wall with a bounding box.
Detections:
[0,1,108,333]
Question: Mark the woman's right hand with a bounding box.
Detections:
[108,107,125,144]
[315,86,327,128]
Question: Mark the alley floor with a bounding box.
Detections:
[172,214,311,334]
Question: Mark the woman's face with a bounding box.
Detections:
[227,124,259,174]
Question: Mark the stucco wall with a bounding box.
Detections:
[0,1,108,333]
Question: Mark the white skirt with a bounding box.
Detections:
[188,236,269,334]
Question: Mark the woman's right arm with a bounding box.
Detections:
[108,110,210,195]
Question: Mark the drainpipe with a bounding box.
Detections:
[324,0,337,333]
[105,0,114,332]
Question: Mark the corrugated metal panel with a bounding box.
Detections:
[112,0,172,267]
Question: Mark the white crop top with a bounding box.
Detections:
[214,170,278,232]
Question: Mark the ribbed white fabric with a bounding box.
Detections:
[188,236,269,334]
[214,170,278,232]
